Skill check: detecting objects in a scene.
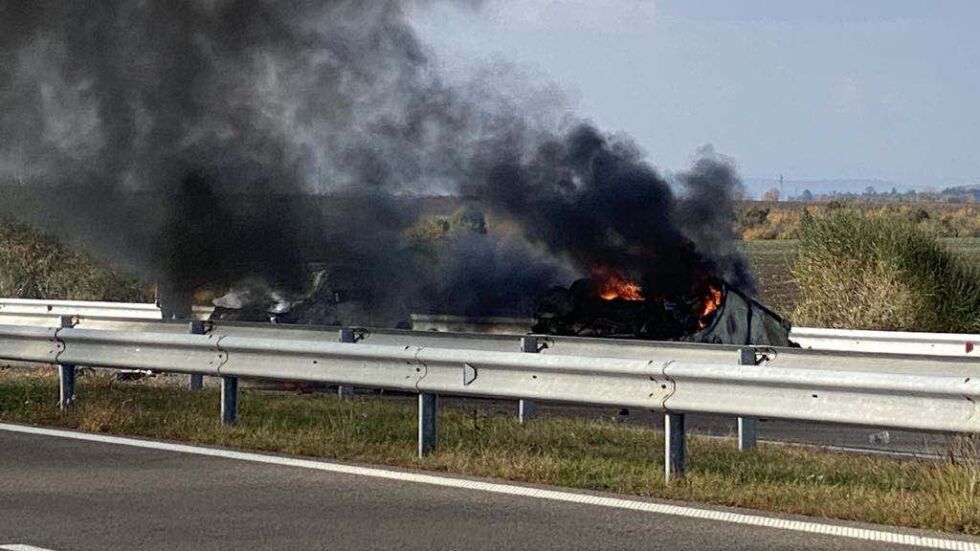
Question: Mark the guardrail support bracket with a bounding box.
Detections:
[664,412,686,482]
[189,321,206,391]
[737,348,758,451]
[519,399,536,425]
[58,315,76,410]
[418,393,438,458]
[221,376,239,425]
[519,336,538,424]
[59,364,76,409]
[337,328,356,397]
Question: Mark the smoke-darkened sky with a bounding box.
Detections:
[0,0,754,321]
[412,0,980,192]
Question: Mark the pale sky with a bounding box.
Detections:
[411,0,980,192]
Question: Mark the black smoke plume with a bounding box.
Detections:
[0,1,752,324]
[465,126,753,301]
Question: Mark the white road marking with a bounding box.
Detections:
[696,432,946,460]
[1,422,978,551]
[1,545,60,551]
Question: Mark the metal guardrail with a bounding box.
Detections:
[790,327,977,357]
[0,315,965,387]
[203,323,980,379]
[0,298,976,357]
[0,300,977,468]
[20,325,976,431]
[2,301,978,425]
[0,299,212,322]
[0,316,978,481]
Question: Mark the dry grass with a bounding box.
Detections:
[792,210,980,332]
[738,240,800,317]
[1,370,978,535]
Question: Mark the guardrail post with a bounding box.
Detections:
[58,315,76,410]
[664,412,686,482]
[519,336,538,424]
[337,327,355,397]
[418,393,438,458]
[737,348,757,452]
[221,376,238,425]
[189,321,206,390]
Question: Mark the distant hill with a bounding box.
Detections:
[743,178,904,199]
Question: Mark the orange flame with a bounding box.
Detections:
[593,267,645,301]
[697,283,724,328]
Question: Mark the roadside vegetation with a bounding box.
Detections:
[2,205,980,328]
[0,370,977,536]
[736,202,980,240]
[791,209,980,332]
[737,237,980,319]
[0,216,150,302]
[2,203,980,314]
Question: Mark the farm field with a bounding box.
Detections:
[738,237,980,321]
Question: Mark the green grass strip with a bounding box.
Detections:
[1,371,978,535]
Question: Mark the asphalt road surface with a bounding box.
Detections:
[1,427,976,551]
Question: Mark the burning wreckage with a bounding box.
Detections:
[532,270,791,347]
[205,226,792,348]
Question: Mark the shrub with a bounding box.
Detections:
[406,207,488,243]
[0,217,151,302]
[792,209,980,332]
